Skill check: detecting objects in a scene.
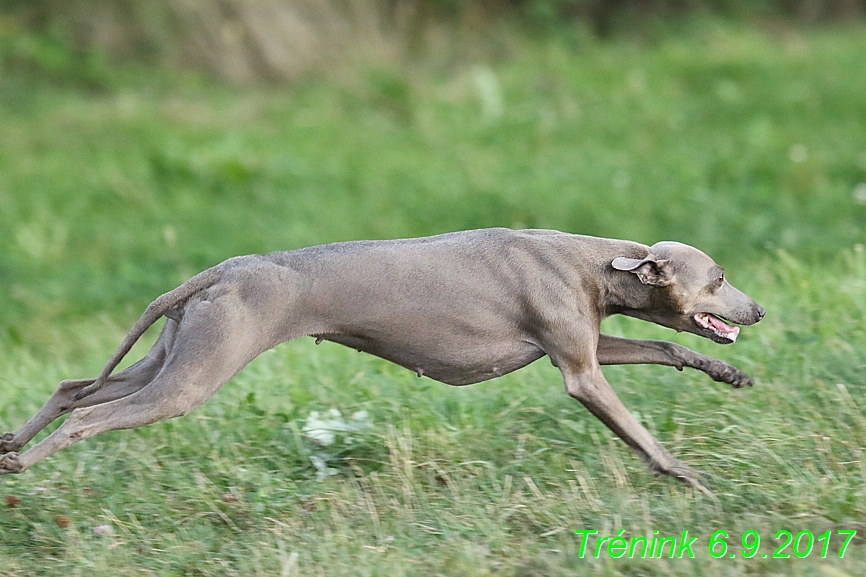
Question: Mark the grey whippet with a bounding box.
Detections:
[0,228,764,484]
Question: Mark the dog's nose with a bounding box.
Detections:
[755,304,765,321]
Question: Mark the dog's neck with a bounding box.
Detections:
[601,268,655,317]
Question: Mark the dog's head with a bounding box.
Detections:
[612,242,764,344]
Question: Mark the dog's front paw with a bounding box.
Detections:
[670,466,710,489]
[649,457,710,488]
[704,360,752,388]
[0,452,23,475]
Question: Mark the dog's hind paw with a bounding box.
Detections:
[0,432,17,453]
[0,452,23,475]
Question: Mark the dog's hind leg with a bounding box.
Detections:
[0,295,275,474]
[0,319,179,454]
[596,334,752,388]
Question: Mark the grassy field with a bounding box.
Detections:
[1,19,866,576]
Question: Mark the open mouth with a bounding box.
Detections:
[694,312,740,343]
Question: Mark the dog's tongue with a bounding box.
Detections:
[709,315,739,340]
[696,313,740,342]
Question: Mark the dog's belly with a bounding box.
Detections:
[320,333,546,386]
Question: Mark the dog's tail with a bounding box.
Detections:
[73,267,223,401]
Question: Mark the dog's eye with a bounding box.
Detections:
[717,272,725,284]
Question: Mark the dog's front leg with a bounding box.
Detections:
[596,334,752,388]
[560,361,704,485]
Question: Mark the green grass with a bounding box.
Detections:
[1,19,866,576]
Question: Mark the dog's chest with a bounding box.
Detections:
[320,332,546,386]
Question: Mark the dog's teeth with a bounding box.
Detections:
[714,327,738,342]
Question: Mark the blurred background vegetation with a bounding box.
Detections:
[2,0,865,83]
[1,0,865,348]
[1,0,865,350]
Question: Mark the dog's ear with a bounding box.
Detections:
[611,255,673,287]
